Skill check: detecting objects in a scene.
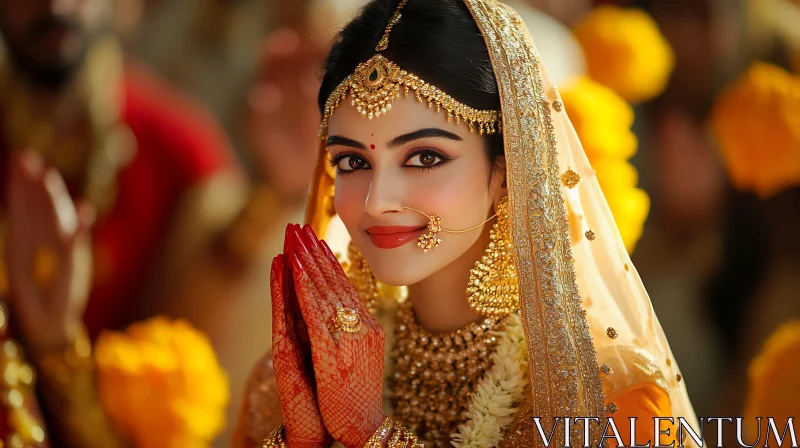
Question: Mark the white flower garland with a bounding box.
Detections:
[451,313,529,448]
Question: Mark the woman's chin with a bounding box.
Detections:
[368,256,433,287]
[371,266,424,287]
[355,239,455,287]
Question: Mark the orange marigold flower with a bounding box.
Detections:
[573,6,675,104]
[95,317,229,448]
[743,320,800,438]
[712,62,800,198]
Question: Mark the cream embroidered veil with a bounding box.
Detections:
[305,0,699,445]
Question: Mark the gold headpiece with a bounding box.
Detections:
[319,0,502,138]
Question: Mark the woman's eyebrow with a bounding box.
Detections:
[387,128,462,148]
[327,135,367,150]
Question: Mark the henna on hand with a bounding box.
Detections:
[270,224,332,448]
[289,226,387,447]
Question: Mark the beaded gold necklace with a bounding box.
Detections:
[390,302,508,446]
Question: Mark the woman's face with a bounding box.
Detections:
[327,93,505,286]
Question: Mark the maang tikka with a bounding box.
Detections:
[318,0,502,139]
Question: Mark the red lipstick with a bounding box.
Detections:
[365,226,426,249]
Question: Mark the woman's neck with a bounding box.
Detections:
[406,227,491,334]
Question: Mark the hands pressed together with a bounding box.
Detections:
[6,151,94,356]
[270,224,387,448]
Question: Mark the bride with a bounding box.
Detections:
[235,0,699,446]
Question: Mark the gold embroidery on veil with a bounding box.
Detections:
[462,1,606,444]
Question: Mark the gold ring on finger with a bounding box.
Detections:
[335,306,361,333]
[327,318,343,335]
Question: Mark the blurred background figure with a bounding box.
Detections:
[0,0,267,445]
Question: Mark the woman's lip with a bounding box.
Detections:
[365,226,425,235]
[365,226,426,249]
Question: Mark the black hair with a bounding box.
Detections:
[318,0,504,168]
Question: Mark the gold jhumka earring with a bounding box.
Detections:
[466,196,518,317]
[402,207,499,252]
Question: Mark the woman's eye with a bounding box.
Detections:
[337,155,370,171]
[406,152,444,167]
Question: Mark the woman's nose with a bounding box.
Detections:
[363,172,404,217]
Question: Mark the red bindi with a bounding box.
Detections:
[370,144,376,150]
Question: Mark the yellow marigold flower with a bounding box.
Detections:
[743,320,800,437]
[592,158,639,193]
[561,76,638,160]
[95,317,229,448]
[712,62,800,198]
[605,185,650,252]
[592,158,651,250]
[561,77,649,251]
[573,6,675,103]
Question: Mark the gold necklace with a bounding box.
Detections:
[390,302,508,446]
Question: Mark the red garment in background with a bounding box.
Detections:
[86,62,235,339]
[0,61,235,340]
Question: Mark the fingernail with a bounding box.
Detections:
[290,253,304,273]
[283,225,292,254]
[292,228,310,253]
[320,240,337,261]
[303,225,319,244]
[270,255,282,277]
[300,224,317,248]
[284,224,297,255]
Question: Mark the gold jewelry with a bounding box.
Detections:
[365,417,394,447]
[402,207,498,252]
[0,309,47,446]
[261,424,287,448]
[327,318,342,335]
[365,416,424,448]
[319,0,501,139]
[391,302,507,446]
[343,242,379,314]
[335,306,362,333]
[466,196,519,317]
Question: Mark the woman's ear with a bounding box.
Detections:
[490,156,507,208]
